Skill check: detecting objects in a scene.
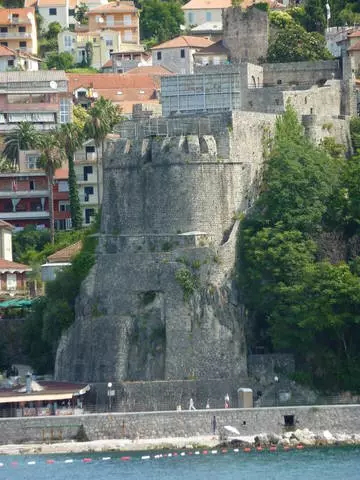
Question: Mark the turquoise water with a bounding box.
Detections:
[0,447,359,480]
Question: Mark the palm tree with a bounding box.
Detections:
[58,123,84,230]
[3,122,40,168]
[85,97,121,207]
[38,130,67,244]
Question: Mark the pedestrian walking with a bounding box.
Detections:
[189,398,196,410]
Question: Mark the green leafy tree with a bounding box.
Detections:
[140,0,184,43]
[3,0,24,6]
[85,97,122,206]
[3,122,40,167]
[73,104,89,130]
[46,52,74,70]
[13,225,51,262]
[22,218,99,373]
[58,123,84,230]
[303,0,326,32]
[38,130,67,244]
[45,21,62,40]
[85,41,93,67]
[74,2,89,25]
[237,103,360,392]
[267,23,332,63]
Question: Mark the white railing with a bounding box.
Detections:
[100,20,136,27]
[0,190,48,198]
[0,32,31,38]
[0,211,49,219]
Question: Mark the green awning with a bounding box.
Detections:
[0,298,34,308]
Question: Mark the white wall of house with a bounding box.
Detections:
[39,1,74,29]
[0,57,13,72]
[0,55,39,72]
[152,46,195,74]
[183,8,223,27]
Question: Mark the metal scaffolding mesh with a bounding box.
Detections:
[114,113,231,139]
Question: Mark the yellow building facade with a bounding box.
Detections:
[0,7,37,55]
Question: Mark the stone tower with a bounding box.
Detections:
[223,6,269,64]
[55,112,276,383]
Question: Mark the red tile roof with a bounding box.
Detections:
[348,31,360,38]
[348,40,360,52]
[0,7,35,25]
[47,241,82,263]
[67,73,160,112]
[152,35,213,50]
[37,0,77,6]
[102,58,113,68]
[125,65,174,75]
[88,1,137,14]
[0,45,15,57]
[182,0,279,9]
[0,259,31,273]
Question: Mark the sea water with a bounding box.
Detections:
[0,447,359,480]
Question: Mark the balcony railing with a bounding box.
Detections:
[0,32,31,38]
[99,20,137,28]
[0,124,55,132]
[0,211,49,219]
[74,152,98,163]
[0,189,48,198]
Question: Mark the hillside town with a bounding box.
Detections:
[0,0,360,461]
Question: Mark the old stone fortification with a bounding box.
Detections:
[55,106,352,385]
[55,4,355,388]
[223,7,268,64]
[55,111,278,383]
[1,405,360,444]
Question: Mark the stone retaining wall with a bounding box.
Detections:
[1,405,360,445]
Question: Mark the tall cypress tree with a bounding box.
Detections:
[59,124,83,230]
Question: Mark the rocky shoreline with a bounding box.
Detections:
[1,429,360,456]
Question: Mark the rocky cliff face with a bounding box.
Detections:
[55,113,276,382]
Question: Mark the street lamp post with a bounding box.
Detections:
[274,376,279,407]
[107,382,114,412]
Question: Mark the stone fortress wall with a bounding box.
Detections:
[55,110,278,384]
[1,405,360,444]
[55,5,356,389]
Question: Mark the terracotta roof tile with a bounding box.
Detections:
[47,241,82,263]
[0,259,31,273]
[182,0,275,9]
[0,45,15,57]
[152,35,213,50]
[0,7,35,25]
[67,73,162,110]
[348,31,360,38]
[348,39,360,52]
[102,58,113,68]
[193,39,229,55]
[182,0,231,9]
[125,65,174,75]
[88,1,137,14]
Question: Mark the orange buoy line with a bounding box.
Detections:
[0,444,306,469]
